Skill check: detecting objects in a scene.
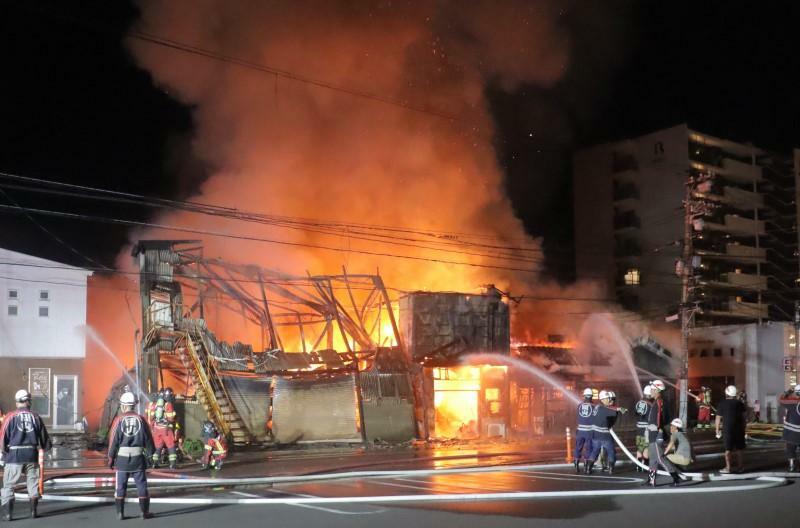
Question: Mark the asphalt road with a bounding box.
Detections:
[8,442,798,528]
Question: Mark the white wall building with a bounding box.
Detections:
[690,322,793,423]
[0,247,92,429]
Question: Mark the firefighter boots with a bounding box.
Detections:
[2,500,14,521]
[789,459,797,473]
[574,459,580,474]
[115,498,125,521]
[139,498,154,520]
[29,498,38,519]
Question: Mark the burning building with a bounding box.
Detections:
[128,240,516,445]
[131,240,415,445]
[399,290,511,439]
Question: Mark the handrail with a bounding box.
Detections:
[195,328,249,436]
[182,332,232,437]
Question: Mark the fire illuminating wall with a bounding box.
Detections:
[271,374,361,444]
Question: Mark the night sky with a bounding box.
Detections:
[2,1,799,281]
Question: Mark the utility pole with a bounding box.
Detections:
[679,179,693,424]
[678,172,714,423]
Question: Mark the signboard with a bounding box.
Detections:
[28,368,51,417]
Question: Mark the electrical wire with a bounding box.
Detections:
[0,203,539,273]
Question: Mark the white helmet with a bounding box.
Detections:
[794,384,800,394]
[583,388,594,398]
[670,418,684,429]
[608,390,616,399]
[119,392,138,406]
[725,385,738,397]
[598,390,611,401]
[15,389,31,403]
[650,380,666,392]
[643,385,653,397]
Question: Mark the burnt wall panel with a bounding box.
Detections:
[399,292,510,361]
[271,374,360,443]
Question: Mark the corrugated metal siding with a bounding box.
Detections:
[360,372,415,442]
[272,375,360,443]
[221,376,271,442]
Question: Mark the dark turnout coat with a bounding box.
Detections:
[0,408,52,464]
[108,411,156,472]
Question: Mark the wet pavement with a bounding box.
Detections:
[3,433,797,527]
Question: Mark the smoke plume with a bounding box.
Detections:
[125,0,573,293]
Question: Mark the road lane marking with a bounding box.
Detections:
[266,488,384,515]
[29,476,788,505]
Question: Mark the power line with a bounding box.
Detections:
[0,187,111,271]
[0,203,539,273]
[128,30,460,122]
[0,171,543,256]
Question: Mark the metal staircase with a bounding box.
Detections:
[179,328,254,446]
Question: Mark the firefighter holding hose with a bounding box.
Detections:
[634,384,653,471]
[585,390,625,474]
[645,380,681,487]
[574,388,595,474]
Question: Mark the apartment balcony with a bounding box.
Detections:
[613,210,640,232]
[612,181,640,204]
[695,242,767,264]
[703,214,765,236]
[705,299,769,320]
[704,271,767,291]
[721,158,763,184]
[721,186,763,209]
[614,238,642,258]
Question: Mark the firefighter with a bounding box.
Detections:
[0,389,52,521]
[645,380,681,487]
[779,384,800,472]
[697,386,713,429]
[597,390,620,471]
[574,388,595,474]
[634,384,653,471]
[200,422,228,471]
[585,390,625,474]
[108,392,155,520]
[150,388,177,469]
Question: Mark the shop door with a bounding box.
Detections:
[53,375,78,428]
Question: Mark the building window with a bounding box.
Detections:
[699,349,708,357]
[730,348,735,357]
[689,349,697,358]
[39,290,49,301]
[624,269,641,286]
[39,306,49,318]
[8,289,18,300]
[713,348,722,357]
[8,305,18,316]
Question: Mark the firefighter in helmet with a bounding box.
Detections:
[149,388,177,469]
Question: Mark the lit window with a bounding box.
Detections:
[8,289,18,300]
[624,269,641,286]
[39,306,49,318]
[8,305,18,316]
[39,290,49,301]
[485,388,500,401]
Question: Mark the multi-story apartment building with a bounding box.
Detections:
[574,123,799,326]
